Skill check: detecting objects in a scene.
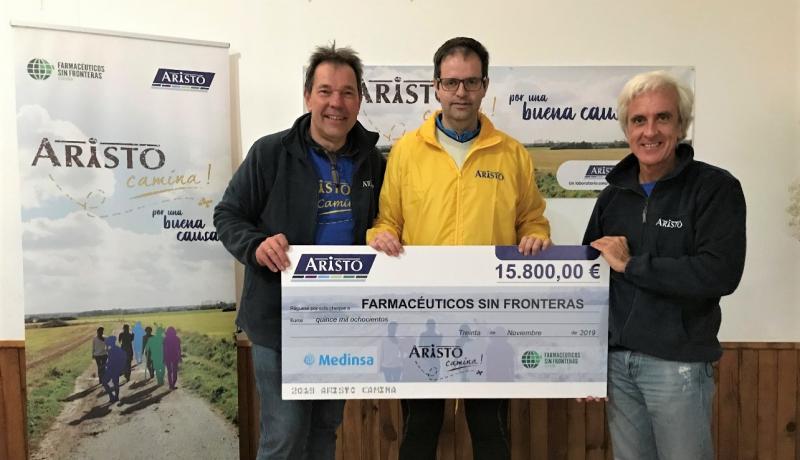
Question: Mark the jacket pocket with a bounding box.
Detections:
[628,292,690,344]
[682,303,721,344]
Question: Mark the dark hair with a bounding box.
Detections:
[303,42,364,97]
[96,327,104,335]
[433,37,489,80]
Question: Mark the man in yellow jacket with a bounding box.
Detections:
[367,37,551,460]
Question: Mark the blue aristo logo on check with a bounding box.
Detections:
[293,254,376,281]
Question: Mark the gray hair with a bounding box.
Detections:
[617,70,694,140]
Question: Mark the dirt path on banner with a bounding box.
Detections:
[32,362,238,460]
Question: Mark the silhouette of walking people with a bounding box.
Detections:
[118,324,134,382]
[163,326,182,390]
[418,319,443,380]
[101,336,127,403]
[143,326,166,385]
[132,322,144,365]
[379,322,404,382]
[485,327,514,381]
[142,326,155,379]
[92,327,108,385]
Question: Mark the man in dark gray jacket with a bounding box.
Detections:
[583,71,746,460]
[214,44,384,460]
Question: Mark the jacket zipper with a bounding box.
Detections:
[641,196,649,224]
[618,193,648,348]
[326,152,339,186]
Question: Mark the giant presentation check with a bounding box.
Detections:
[281,245,608,399]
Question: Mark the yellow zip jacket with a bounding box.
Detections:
[367,112,550,245]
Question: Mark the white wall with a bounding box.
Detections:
[2,0,798,341]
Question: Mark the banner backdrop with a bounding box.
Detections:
[13,24,237,459]
[358,65,694,198]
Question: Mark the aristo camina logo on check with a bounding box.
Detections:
[27,58,54,80]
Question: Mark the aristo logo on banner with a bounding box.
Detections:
[152,68,215,91]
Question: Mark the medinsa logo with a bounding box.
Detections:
[292,254,376,280]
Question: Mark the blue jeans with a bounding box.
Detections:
[607,350,715,460]
[252,344,345,460]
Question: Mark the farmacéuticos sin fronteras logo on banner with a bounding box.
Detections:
[27,56,105,80]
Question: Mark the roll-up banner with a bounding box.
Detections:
[13,23,237,459]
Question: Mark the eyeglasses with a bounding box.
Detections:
[436,77,486,92]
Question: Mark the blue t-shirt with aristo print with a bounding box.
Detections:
[308,147,355,245]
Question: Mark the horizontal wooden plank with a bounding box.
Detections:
[0,341,25,348]
[722,342,800,350]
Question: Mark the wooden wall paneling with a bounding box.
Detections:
[435,399,455,460]
[0,350,9,460]
[776,350,797,459]
[0,357,7,460]
[713,359,720,450]
[16,347,26,458]
[453,399,472,460]
[739,349,759,459]
[530,399,549,460]
[566,399,586,460]
[341,399,364,460]
[378,399,401,459]
[547,399,568,459]
[237,342,258,460]
[336,424,344,460]
[0,347,27,460]
[758,350,778,460]
[796,351,800,460]
[584,398,606,460]
[509,399,530,460]
[717,348,741,459]
[231,342,800,460]
[363,399,380,460]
